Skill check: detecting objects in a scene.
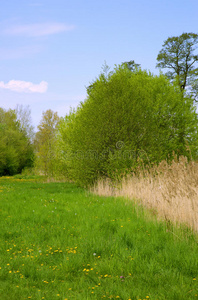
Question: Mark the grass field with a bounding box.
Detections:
[0,176,197,300]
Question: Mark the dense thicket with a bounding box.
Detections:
[57,65,198,186]
[0,107,34,176]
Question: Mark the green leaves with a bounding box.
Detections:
[34,110,60,177]
[156,32,198,96]
[57,65,198,186]
[0,107,34,176]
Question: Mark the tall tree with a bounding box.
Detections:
[15,104,34,142]
[156,33,198,98]
[35,110,59,176]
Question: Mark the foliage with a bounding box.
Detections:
[121,59,141,71]
[0,177,197,300]
[156,32,198,99]
[56,109,78,180]
[0,107,34,176]
[34,109,60,176]
[57,65,198,186]
[15,104,35,142]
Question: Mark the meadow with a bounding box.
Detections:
[0,176,198,300]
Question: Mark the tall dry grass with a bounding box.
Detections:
[92,156,198,233]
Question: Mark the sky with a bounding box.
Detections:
[0,0,198,130]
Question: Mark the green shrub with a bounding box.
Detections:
[57,65,198,186]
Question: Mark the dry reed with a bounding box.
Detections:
[92,156,198,233]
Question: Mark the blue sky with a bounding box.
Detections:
[0,0,198,129]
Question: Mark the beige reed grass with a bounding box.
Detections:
[92,156,198,232]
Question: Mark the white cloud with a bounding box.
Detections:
[0,80,48,93]
[3,23,75,37]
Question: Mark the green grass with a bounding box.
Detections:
[0,176,197,300]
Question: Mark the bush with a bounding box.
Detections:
[57,65,198,186]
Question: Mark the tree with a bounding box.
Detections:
[121,60,140,71]
[0,107,34,175]
[34,110,59,176]
[57,65,198,186]
[15,104,35,142]
[156,33,198,98]
[56,108,79,180]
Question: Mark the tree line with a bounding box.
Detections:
[1,32,198,184]
[0,106,34,176]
